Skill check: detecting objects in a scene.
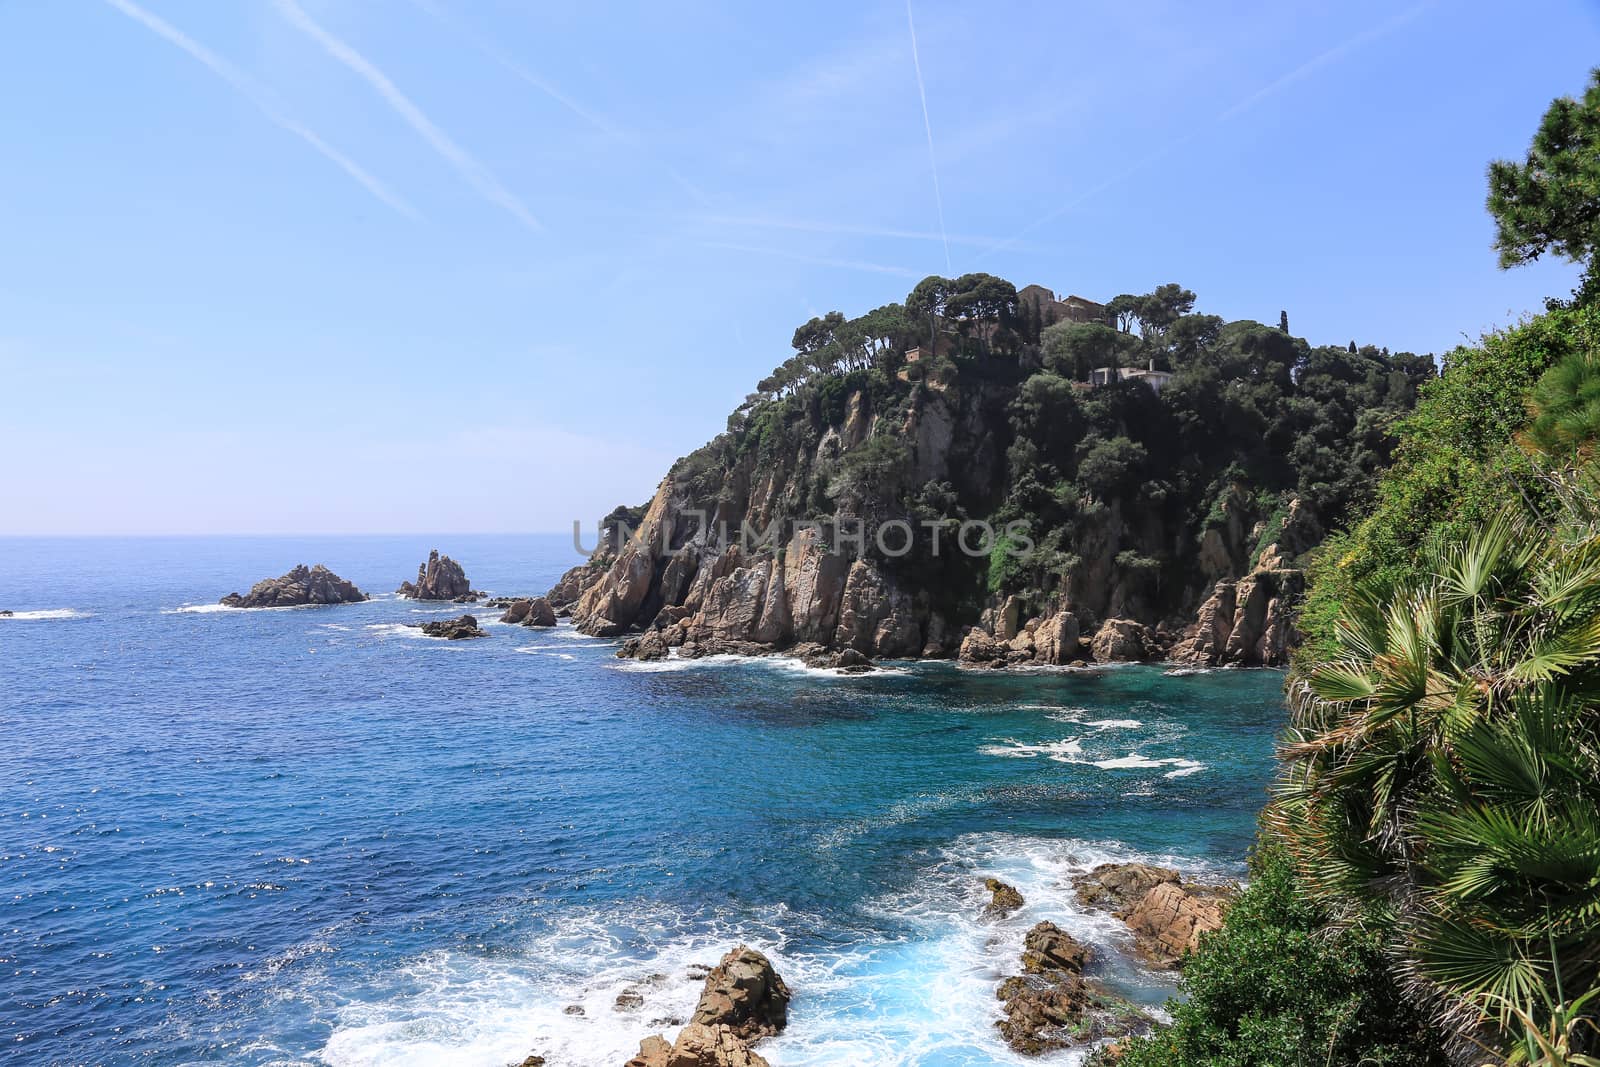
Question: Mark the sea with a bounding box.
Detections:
[0,535,1288,1066]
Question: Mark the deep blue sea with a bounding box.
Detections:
[0,535,1287,1066]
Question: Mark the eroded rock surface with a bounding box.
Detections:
[621,947,788,1067]
[994,921,1149,1055]
[220,564,367,608]
[1072,863,1231,968]
[398,549,476,601]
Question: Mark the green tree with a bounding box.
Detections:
[1488,69,1600,294]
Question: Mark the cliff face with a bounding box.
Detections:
[546,284,1427,668]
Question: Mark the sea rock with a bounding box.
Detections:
[500,597,557,627]
[511,1056,546,1067]
[397,549,475,601]
[619,629,672,661]
[1121,880,1229,968]
[833,560,922,658]
[1072,863,1180,911]
[1090,618,1151,662]
[994,920,1147,1055]
[793,643,874,673]
[0,610,12,616]
[983,878,1025,919]
[219,564,367,608]
[1072,863,1230,968]
[1021,921,1092,974]
[958,627,1005,666]
[624,1025,769,1067]
[1031,612,1081,666]
[690,946,790,1041]
[413,614,487,640]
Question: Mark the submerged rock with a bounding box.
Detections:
[412,614,487,640]
[219,564,367,608]
[397,549,476,601]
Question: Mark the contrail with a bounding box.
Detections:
[977,0,1435,261]
[408,0,711,207]
[905,0,952,274]
[275,0,541,231]
[703,241,919,278]
[102,0,417,219]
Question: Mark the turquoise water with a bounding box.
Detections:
[0,535,1287,1065]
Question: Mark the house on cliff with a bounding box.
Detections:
[1018,284,1108,327]
[1090,358,1175,395]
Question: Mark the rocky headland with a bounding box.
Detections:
[543,277,1425,671]
[398,549,481,602]
[618,946,790,1067]
[219,564,367,608]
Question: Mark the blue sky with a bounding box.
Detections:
[2,0,1597,535]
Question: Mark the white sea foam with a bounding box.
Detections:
[978,738,1086,762]
[310,833,1210,1067]
[363,623,429,640]
[1090,754,1205,779]
[163,602,239,614]
[0,608,91,620]
[611,651,904,679]
[1083,718,1142,730]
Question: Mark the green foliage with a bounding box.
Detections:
[1488,68,1600,295]
[1296,302,1600,661]
[1107,844,1447,1067]
[1523,348,1600,462]
[1279,498,1600,1056]
[1077,435,1147,498]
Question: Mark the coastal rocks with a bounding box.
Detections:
[690,946,790,1040]
[1072,863,1231,968]
[412,614,487,640]
[624,1025,768,1067]
[219,564,367,608]
[1031,612,1082,665]
[1089,618,1151,662]
[994,921,1148,1055]
[1171,568,1304,668]
[623,947,788,1067]
[499,596,557,627]
[0,610,12,616]
[1021,920,1092,974]
[983,878,1025,919]
[397,549,476,601]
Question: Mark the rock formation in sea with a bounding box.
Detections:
[411,614,487,640]
[219,564,368,608]
[994,921,1152,1055]
[397,550,478,602]
[546,277,1420,668]
[1072,862,1232,968]
[498,596,557,627]
[983,877,1025,920]
[623,946,789,1067]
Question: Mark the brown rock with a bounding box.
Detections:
[690,946,789,1041]
[1031,612,1081,665]
[219,564,367,608]
[1021,921,1092,974]
[983,878,1025,919]
[522,596,557,627]
[958,627,1004,665]
[1121,880,1228,968]
[397,549,474,600]
[1089,618,1151,662]
[412,614,487,640]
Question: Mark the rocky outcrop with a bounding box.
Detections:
[1072,863,1232,968]
[623,947,787,1067]
[412,614,487,640]
[689,947,790,1041]
[1089,618,1152,662]
[624,1025,768,1067]
[398,549,476,601]
[994,921,1150,1055]
[499,597,557,627]
[983,878,1025,919]
[220,564,367,608]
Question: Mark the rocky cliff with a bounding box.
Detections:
[547,277,1428,668]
